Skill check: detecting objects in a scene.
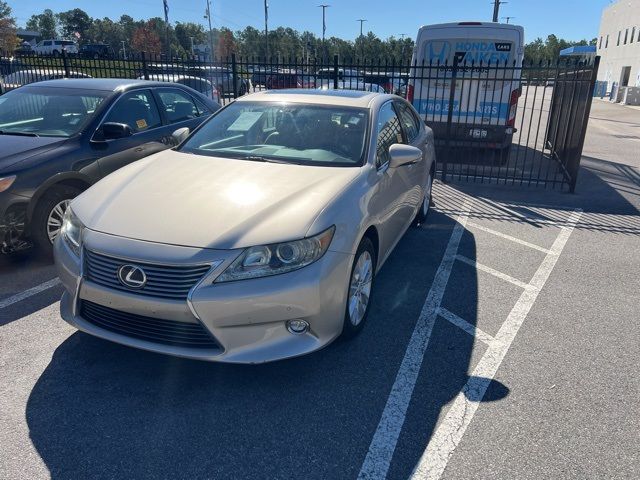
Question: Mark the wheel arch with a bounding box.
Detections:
[27,172,94,223]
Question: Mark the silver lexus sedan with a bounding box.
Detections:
[54,89,435,363]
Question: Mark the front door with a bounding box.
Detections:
[93,89,170,177]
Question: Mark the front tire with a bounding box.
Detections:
[342,237,376,339]
[31,185,83,256]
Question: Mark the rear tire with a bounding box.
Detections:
[31,185,83,256]
[413,170,433,227]
[341,237,376,339]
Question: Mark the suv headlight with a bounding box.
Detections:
[215,226,335,283]
[61,207,84,256]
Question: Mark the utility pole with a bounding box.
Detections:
[318,4,330,64]
[264,0,269,60]
[121,40,127,60]
[501,16,515,24]
[190,36,195,56]
[204,0,214,62]
[357,19,367,38]
[357,18,367,59]
[492,0,507,22]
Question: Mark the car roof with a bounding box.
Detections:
[237,89,393,108]
[23,78,192,92]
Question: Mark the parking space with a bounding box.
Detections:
[1,100,639,479]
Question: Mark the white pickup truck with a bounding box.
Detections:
[32,39,79,56]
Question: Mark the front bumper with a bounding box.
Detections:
[55,228,353,363]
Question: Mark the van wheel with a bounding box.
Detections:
[31,185,83,256]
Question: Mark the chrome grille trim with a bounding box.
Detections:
[84,249,213,300]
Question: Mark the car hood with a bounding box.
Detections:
[0,135,67,173]
[73,150,362,250]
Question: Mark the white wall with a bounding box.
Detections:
[596,0,640,87]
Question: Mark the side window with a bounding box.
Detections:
[103,90,162,133]
[193,97,213,116]
[156,89,199,124]
[396,103,421,143]
[44,41,52,46]
[375,102,403,168]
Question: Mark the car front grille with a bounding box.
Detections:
[84,249,212,300]
[80,300,219,349]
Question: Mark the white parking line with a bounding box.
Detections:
[0,278,60,310]
[409,209,582,480]
[466,222,553,254]
[437,307,495,346]
[456,255,532,290]
[357,202,471,480]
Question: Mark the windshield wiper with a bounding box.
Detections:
[241,155,290,164]
[0,130,39,137]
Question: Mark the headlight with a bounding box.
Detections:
[0,175,16,193]
[60,207,84,256]
[215,226,335,283]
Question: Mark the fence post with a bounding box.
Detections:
[62,49,70,78]
[333,54,339,90]
[569,55,600,193]
[231,53,239,98]
[443,56,459,182]
[141,51,149,80]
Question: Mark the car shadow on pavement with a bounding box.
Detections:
[24,210,503,480]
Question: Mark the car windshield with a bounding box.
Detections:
[0,86,108,137]
[179,101,369,166]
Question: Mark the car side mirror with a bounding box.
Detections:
[100,122,133,140]
[389,144,422,168]
[172,127,190,145]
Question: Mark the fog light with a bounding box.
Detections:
[287,319,309,334]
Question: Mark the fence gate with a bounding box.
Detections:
[411,57,600,192]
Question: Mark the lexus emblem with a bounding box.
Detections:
[117,265,147,289]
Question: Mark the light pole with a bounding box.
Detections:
[318,4,330,64]
[264,0,269,60]
[121,40,127,60]
[204,0,214,62]
[357,19,367,59]
[190,36,195,56]
[399,33,407,61]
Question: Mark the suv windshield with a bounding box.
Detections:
[180,102,369,166]
[0,86,108,137]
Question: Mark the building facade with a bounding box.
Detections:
[596,0,640,90]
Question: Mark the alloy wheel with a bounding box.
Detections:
[46,199,70,244]
[348,250,373,326]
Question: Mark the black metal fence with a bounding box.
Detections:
[1,51,599,192]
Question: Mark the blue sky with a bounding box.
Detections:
[14,0,609,42]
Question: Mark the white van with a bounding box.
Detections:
[408,22,524,149]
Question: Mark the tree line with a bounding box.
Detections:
[10,5,597,64]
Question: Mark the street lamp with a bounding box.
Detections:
[204,0,214,62]
[318,4,330,64]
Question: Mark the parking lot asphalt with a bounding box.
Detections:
[1,99,639,480]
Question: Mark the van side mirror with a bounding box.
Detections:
[100,122,133,140]
[172,127,190,145]
[389,144,422,168]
